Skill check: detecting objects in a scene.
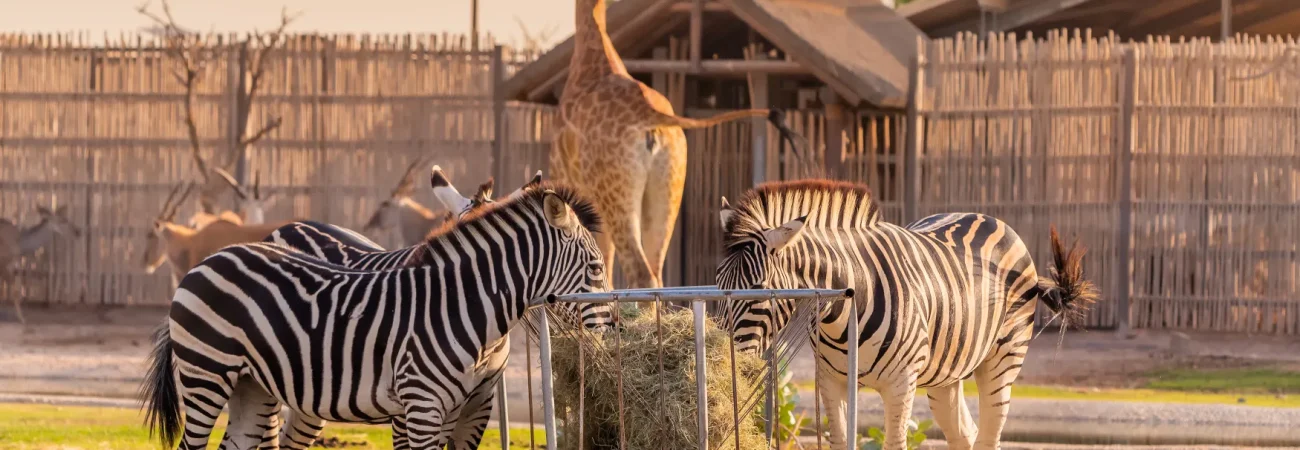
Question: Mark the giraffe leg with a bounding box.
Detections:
[638,128,686,289]
[596,229,616,291]
[608,196,656,290]
[926,381,977,450]
[879,381,918,450]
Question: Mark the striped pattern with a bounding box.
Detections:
[142,186,607,450]
[716,180,1094,450]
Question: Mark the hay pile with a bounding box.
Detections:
[551,306,767,450]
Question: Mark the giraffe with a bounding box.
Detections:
[555,0,799,289]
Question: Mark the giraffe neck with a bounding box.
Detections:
[569,0,626,87]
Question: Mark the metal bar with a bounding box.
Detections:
[621,59,809,75]
[537,311,558,449]
[537,288,853,305]
[693,300,709,450]
[490,45,507,186]
[496,381,510,450]
[845,297,859,449]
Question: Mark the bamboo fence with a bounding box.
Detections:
[3,29,1298,334]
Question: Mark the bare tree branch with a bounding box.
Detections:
[240,116,283,148]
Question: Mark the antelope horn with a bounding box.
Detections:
[392,157,428,197]
[252,171,262,200]
[212,167,248,200]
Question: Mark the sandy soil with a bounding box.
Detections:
[2,305,1300,399]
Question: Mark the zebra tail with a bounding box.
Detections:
[139,322,181,449]
[1037,225,1100,329]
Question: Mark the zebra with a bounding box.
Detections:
[141,183,606,450]
[714,180,1097,450]
[214,168,579,450]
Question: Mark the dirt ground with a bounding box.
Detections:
[2,305,1300,399]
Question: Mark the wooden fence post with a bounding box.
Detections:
[1115,47,1139,334]
[903,44,925,224]
[491,45,507,185]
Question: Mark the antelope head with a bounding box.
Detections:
[33,202,82,240]
[143,182,196,274]
[213,168,279,225]
[364,157,435,236]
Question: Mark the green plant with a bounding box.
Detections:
[773,367,808,443]
[859,419,931,450]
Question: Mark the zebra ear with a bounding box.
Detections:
[542,191,576,231]
[718,196,734,229]
[762,215,807,253]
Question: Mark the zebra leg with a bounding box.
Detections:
[972,350,1027,449]
[391,415,410,450]
[926,381,977,450]
[220,376,282,450]
[401,397,449,449]
[176,369,236,450]
[816,364,852,450]
[279,413,326,449]
[879,381,918,450]
[447,377,500,449]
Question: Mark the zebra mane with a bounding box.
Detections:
[405,182,602,265]
[723,179,880,247]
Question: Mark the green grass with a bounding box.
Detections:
[0,403,545,450]
[1144,368,1300,394]
[792,367,1300,409]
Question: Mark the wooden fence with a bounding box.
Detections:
[0,33,543,307]
[4,30,1299,334]
[908,31,1300,333]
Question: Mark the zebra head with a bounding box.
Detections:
[528,187,607,300]
[715,196,809,353]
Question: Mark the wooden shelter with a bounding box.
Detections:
[502,0,927,110]
[900,0,1299,40]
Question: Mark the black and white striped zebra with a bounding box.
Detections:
[715,180,1096,450]
[208,169,554,450]
[141,184,606,450]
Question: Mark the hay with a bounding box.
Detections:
[550,305,768,450]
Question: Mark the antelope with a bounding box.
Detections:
[1,204,82,323]
[212,167,280,225]
[363,158,540,246]
[142,182,292,285]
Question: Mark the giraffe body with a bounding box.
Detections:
[557,0,782,288]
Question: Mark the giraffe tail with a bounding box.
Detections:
[1036,225,1099,329]
[140,321,182,449]
[652,108,806,163]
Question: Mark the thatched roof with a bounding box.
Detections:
[502,0,926,108]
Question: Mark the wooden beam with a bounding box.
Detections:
[932,0,1099,36]
[1181,0,1288,37]
[1221,0,1232,40]
[668,2,728,12]
[622,59,809,75]
[690,0,703,72]
[1123,0,1222,36]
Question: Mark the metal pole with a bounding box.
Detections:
[496,380,510,449]
[693,300,709,450]
[845,297,859,449]
[536,288,853,305]
[537,311,558,448]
